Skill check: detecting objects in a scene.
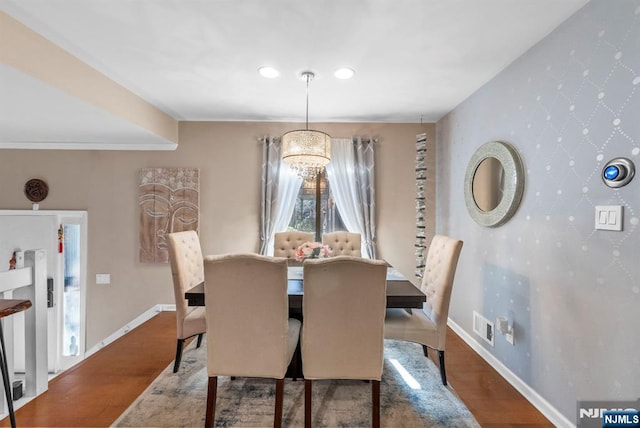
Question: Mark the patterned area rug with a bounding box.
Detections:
[112,340,479,427]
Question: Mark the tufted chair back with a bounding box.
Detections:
[167,230,207,372]
[274,231,314,258]
[420,235,463,349]
[302,256,387,380]
[322,232,362,257]
[203,253,301,427]
[301,256,387,427]
[384,234,462,385]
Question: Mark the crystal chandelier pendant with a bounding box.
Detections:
[281,71,331,179]
[282,129,331,178]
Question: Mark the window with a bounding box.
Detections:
[287,171,346,241]
[63,224,81,357]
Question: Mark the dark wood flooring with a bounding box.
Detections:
[0,311,552,427]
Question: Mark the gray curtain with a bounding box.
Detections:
[325,137,377,259]
[260,137,281,255]
[260,137,302,255]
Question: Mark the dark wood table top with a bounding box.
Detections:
[185,269,425,310]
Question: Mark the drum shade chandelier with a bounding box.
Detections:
[282,71,331,178]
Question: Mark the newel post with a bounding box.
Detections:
[23,249,48,397]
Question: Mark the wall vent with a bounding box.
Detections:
[473,310,495,346]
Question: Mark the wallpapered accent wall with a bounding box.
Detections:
[437,1,639,424]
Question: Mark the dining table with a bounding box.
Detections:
[184,260,425,379]
[184,262,426,310]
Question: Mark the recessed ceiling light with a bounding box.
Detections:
[334,68,355,79]
[258,66,280,78]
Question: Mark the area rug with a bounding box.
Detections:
[112,339,479,427]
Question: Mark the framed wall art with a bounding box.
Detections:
[138,168,199,263]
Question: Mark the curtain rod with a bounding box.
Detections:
[258,136,378,143]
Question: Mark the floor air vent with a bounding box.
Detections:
[473,310,494,346]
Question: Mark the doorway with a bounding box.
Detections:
[59,218,86,369]
[0,210,87,373]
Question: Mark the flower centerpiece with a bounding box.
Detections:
[295,241,331,261]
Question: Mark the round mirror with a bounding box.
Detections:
[472,157,504,212]
[464,141,524,227]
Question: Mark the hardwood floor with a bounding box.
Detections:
[444,332,553,427]
[1,312,177,428]
[1,311,552,427]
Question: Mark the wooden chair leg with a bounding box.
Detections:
[422,345,428,358]
[372,380,380,428]
[304,380,312,428]
[274,378,284,428]
[438,350,447,385]
[196,333,204,348]
[173,339,185,373]
[205,376,217,428]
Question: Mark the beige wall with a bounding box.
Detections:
[0,121,434,348]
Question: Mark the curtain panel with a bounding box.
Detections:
[259,137,302,255]
[325,137,377,259]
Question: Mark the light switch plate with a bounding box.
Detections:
[595,205,623,231]
[96,273,111,284]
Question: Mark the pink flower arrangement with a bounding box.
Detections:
[295,241,332,261]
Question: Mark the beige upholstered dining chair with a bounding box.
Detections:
[203,254,301,428]
[274,231,314,258]
[166,230,207,373]
[384,235,463,385]
[321,231,362,257]
[301,256,387,428]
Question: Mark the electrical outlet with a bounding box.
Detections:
[496,316,515,345]
[505,330,515,345]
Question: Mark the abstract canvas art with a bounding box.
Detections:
[138,168,199,263]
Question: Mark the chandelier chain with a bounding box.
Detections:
[305,73,310,130]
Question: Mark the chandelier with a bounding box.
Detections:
[282,71,331,178]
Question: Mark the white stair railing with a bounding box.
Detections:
[0,249,48,416]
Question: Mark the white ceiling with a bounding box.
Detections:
[0,0,589,149]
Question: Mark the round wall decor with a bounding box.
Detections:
[24,178,49,202]
[463,141,525,227]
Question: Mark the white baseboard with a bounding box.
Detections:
[447,319,575,428]
[85,304,176,358]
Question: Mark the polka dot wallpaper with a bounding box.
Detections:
[437,1,639,424]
